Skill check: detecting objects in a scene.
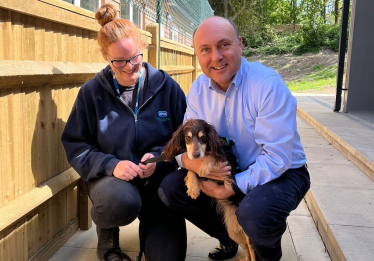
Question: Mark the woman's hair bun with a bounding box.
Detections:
[95,4,118,27]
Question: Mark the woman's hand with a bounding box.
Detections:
[113,160,143,181]
[139,153,156,178]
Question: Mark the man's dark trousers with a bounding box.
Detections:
[159,166,310,261]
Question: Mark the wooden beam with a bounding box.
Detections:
[0,60,106,89]
[0,0,100,31]
[161,65,195,75]
[0,168,80,232]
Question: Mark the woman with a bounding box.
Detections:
[61,4,187,261]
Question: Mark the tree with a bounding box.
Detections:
[208,0,247,21]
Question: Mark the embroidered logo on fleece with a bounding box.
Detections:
[158,111,167,117]
[157,111,170,122]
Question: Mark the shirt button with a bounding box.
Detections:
[228,118,232,123]
[226,98,229,101]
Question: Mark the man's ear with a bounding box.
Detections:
[238,36,243,52]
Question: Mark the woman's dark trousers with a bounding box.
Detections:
[87,174,187,261]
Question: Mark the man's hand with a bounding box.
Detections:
[113,160,143,181]
[199,179,235,199]
[139,153,156,178]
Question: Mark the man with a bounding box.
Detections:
[159,16,310,261]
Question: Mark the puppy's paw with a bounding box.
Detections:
[187,186,201,199]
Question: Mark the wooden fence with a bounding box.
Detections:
[0,0,199,260]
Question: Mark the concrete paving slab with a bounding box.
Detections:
[330,224,374,261]
[50,216,301,261]
[288,216,330,261]
[311,186,374,227]
[303,147,353,165]
[306,164,374,189]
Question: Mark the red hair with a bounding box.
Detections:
[95,4,148,53]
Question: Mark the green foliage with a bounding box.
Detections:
[244,24,342,55]
[208,0,344,54]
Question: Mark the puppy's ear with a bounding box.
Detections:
[206,124,226,161]
[163,124,186,160]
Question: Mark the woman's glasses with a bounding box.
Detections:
[105,53,143,68]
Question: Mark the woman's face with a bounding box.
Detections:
[105,37,142,86]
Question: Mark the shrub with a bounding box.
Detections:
[242,24,343,56]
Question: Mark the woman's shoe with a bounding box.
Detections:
[96,227,132,261]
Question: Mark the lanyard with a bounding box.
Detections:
[112,69,142,115]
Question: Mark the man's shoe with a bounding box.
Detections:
[208,239,238,260]
[96,227,132,261]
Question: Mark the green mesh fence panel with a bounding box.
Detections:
[121,0,213,41]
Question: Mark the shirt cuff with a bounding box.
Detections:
[175,154,184,168]
[235,170,255,194]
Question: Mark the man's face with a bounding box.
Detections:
[194,17,243,91]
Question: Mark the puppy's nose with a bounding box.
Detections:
[192,151,201,159]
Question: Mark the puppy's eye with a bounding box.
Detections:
[185,136,192,143]
[200,136,208,143]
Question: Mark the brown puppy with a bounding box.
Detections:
[164,119,256,261]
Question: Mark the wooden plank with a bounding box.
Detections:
[38,201,49,246]
[3,220,27,261]
[23,14,36,61]
[0,0,100,32]
[34,17,45,61]
[160,65,195,75]
[1,9,12,60]
[12,87,25,199]
[68,26,77,62]
[0,9,6,60]
[81,29,89,63]
[44,20,54,61]
[0,60,106,89]
[24,87,38,193]
[0,89,6,208]
[76,27,83,62]
[29,218,79,261]
[26,212,39,258]
[34,85,47,185]
[53,22,62,62]
[0,168,80,232]
[11,11,23,60]
[60,24,69,62]
[4,89,15,206]
[45,86,57,181]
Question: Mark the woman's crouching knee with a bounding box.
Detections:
[91,189,141,228]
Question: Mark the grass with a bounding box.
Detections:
[287,65,338,92]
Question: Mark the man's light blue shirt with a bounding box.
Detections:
[184,57,307,194]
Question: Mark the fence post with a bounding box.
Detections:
[79,179,92,230]
[146,23,160,69]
